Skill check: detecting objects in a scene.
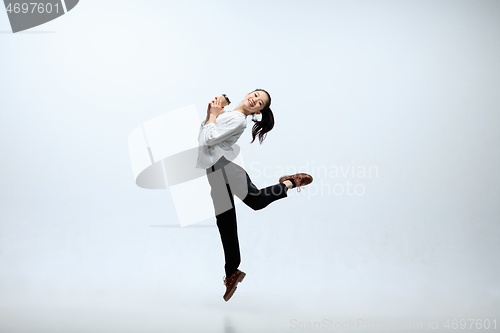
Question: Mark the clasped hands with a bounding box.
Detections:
[203,96,225,125]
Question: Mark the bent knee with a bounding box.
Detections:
[243,198,265,211]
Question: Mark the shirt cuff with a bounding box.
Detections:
[203,122,216,128]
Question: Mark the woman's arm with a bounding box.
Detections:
[199,96,245,146]
[201,102,212,126]
[199,116,245,146]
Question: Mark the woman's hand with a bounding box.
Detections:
[209,96,224,117]
[203,96,224,125]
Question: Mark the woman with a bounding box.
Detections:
[196,89,313,302]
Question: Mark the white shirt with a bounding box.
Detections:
[196,110,248,169]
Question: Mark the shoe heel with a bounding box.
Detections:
[239,272,246,282]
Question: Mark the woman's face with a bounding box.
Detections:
[243,90,269,114]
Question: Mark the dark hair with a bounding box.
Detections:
[250,89,274,144]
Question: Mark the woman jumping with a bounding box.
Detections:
[196,89,313,302]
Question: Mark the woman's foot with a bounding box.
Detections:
[223,269,246,302]
[279,173,313,192]
[283,180,294,189]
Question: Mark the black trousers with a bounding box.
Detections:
[206,156,289,278]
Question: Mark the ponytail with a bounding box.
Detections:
[249,89,274,144]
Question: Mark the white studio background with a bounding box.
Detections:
[1,1,499,332]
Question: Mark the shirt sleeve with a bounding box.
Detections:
[198,116,245,146]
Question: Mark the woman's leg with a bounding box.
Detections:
[206,161,241,278]
[206,156,289,278]
[241,172,289,210]
[215,183,241,278]
[218,156,289,211]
